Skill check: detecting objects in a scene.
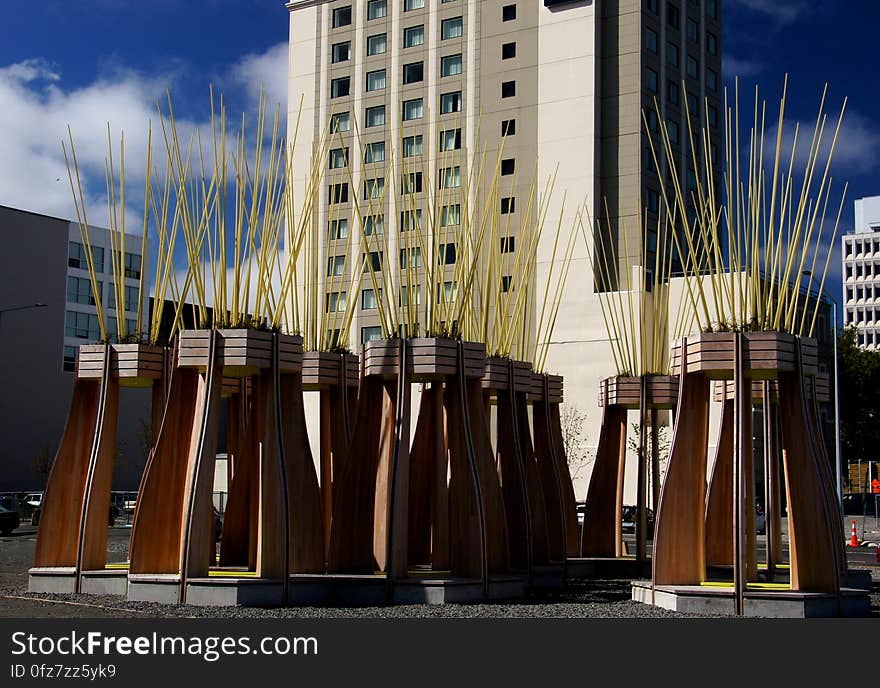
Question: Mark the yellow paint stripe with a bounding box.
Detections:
[208,570,259,578]
[105,564,129,570]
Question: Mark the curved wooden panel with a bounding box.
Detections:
[33,381,100,567]
[219,393,254,567]
[778,370,840,593]
[129,367,199,574]
[279,372,324,574]
[548,403,580,558]
[496,388,530,570]
[321,385,352,562]
[407,383,446,567]
[653,370,710,586]
[705,400,734,567]
[78,374,119,574]
[514,392,550,566]
[328,375,385,573]
[532,399,565,563]
[467,379,510,574]
[581,405,627,557]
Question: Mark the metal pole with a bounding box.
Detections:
[833,301,842,509]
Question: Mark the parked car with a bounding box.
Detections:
[214,507,223,542]
[621,506,655,535]
[576,502,586,527]
[32,504,119,527]
[0,505,21,536]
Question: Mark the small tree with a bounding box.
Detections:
[560,404,594,482]
[32,444,53,487]
[627,422,670,508]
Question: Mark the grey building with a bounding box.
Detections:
[0,205,151,492]
[843,196,880,350]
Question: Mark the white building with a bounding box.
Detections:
[843,196,880,349]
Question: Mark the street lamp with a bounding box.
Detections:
[0,302,48,330]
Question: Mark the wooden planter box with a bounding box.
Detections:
[481,357,533,393]
[713,379,778,404]
[670,332,819,380]
[526,373,564,404]
[598,375,679,410]
[77,343,165,388]
[362,338,485,382]
[302,351,360,390]
[177,329,302,378]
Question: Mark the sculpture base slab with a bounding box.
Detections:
[567,558,652,580]
[80,568,128,596]
[328,574,526,605]
[28,567,77,594]
[705,565,873,592]
[630,580,871,618]
[127,574,181,604]
[530,565,566,589]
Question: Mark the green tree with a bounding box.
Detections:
[837,327,880,475]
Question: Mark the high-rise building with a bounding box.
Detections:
[843,196,880,349]
[0,204,151,491]
[285,0,723,493]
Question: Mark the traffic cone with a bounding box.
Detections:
[849,520,859,547]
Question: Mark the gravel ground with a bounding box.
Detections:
[3,527,878,619]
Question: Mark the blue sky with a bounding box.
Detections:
[0,0,877,309]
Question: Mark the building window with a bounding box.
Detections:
[707,32,718,56]
[399,285,422,307]
[441,17,463,40]
[645,109,659,133]
[707,104,718,128]
[400,209,423,232]
[399,247,422,269]
[123,252,141,279]
[645,0,659,14]
[107,284,139,312]
[667,42,679,68]
[645,67,658,93]
[439,166,461,189]
[329,147,348,169]
[366,69,386,92]
[363,177,385,201]
[645,188,660,214]
[403,135,423,157]
[687,92,698,115]
[67,276,100,306]
[332,5,352,28]
[707,0,717,19]
[438,243,456,266]
[364,141,385,164]
[501,80,516,98]
[404,25,424,48]
[402,98,424,121]
[501,119,516,136]
[502,42,516,60]
[367,0,387,20]
[69,241,104,273]
[502,4,516,21]
[644,147,658,173]
[667,119,680,145]
[687,18,698,43]
[362,289,380,310]
[65,310,100,340]
[667,3,680,28]
[332,41,351,64]
[501,275,513,293]
[667,81,679,106]
[403,61,424,84]
[328,183,349,204]
[441,204,461,227]
[63,345,77,372]
[361,326,382,344]
[107,316,136,339]
[329,219,349,240]
[440,54,462,77]
[404,0,425,10]
[439,281,458,303]
[501,236,515,253]
[331,76,350,98]
[363,251,383,273]
[501,197,515,214]
[501,158,515,176]
[364,215,384,236]
[686,55,698,79]
[330,112,351,132]
[367,33,387,56]
[440,91,462,114]
[325,291,347,313]
[365,105,385,128]
[327,255,346,277]
[645,28,658,54]
[402,172,423,194]
[707,68,718,92]
[439,128,462,151]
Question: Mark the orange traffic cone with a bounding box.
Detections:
[848,520,859,547]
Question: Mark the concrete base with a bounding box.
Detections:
[80,569,128,596]
[845,569,873,591]
[127,574,182,604]
[328,574,527,606]
[28,567,77,594]
[185,579,285,607]
[631,580,872,618]
[531,564,565,589]
[567,557,652,580]
[705,565,873,592]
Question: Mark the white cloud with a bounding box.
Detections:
[229,42,289,114]
[723,55,763,79]
[727,0,807,24]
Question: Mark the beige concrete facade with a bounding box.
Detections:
[285,0,723,502]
